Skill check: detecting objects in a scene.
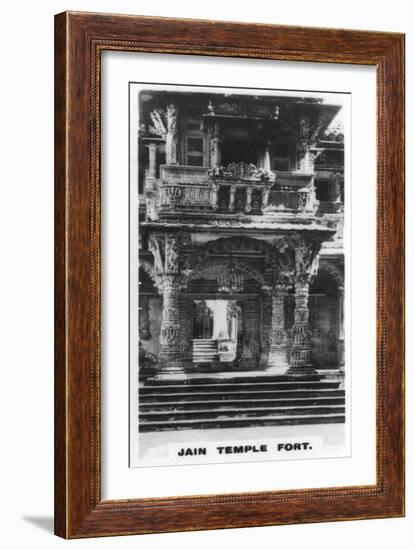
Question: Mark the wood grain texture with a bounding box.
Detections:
[54,11,405,538]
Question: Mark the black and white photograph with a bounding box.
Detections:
[130,83,348,468]
[0,0,408,545]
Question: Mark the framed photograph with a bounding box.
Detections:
[54,11,405,538]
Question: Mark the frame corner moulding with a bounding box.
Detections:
[54,10,405,538]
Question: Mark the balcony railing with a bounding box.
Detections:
[160,164,210,184]
[149,163,319,219]
[159,184,211,209]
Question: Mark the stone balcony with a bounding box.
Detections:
[147,163,319,220]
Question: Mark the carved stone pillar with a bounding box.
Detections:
[210,122,222,167]
[261,187,270,212]
[263,142,271,172]
[259,289,272,368]
[296,116,316,174]
[179,295,194,369]
[267,285,290,373]
[148,143,157,179]
[166,103,178,165]
[159,274,184,372]
[229,185,236,212]
[211,183,219,210]
[290,278,313,371]
[245,186,253,213]
[150,232,189,375]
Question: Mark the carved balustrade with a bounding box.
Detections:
[265,172,318,214]
[150,163,319,217]
[160,164,210,184]
[159,184,211,210]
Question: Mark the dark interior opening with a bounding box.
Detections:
[221,139,257,166]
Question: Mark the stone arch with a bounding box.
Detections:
[308,259,344,368]
[317,259,344,294]
[182,235,294,284]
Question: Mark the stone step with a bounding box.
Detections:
[138,414,346,432]
[140,405,345,422]
[142,374,322,385]
[193,342,217,346]
[139,396,345,411]
[139,380,341,394]
[139,388,345,403]
[193,341,217,346]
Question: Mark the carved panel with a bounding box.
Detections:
[209,162,276,183]
[160,185,211,208]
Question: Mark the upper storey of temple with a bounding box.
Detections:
[138,90,344,233]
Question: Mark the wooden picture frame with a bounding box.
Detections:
[54,11,405,538]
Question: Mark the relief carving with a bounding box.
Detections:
[165,234,179,274]
[166,103,178,133]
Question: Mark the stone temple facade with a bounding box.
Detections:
[136,89,345,431]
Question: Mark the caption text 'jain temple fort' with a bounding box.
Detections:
[137,90,345,432]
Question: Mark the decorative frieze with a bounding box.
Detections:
[160,185,211,209]
[209,162,276,183]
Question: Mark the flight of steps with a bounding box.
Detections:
[192,339,218,363]
[138,375,345,432]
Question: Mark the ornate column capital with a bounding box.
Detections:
[294,272,312,291]
[149,232,190,278]
[157,273,186,294]
[272,280,291,295]
[290,234,321,285]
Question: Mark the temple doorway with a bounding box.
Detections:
[192,300,242,364]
